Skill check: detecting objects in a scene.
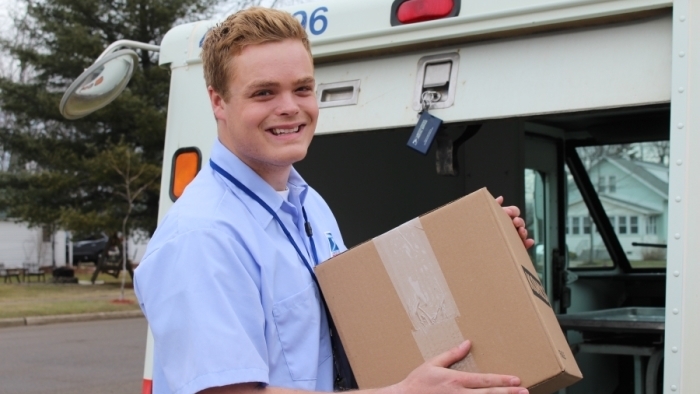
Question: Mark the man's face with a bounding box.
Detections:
[210,39,318,181]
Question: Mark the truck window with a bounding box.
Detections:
[566,142,669,270]
[525,169,547,283]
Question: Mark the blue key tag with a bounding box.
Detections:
[407,111,443,154]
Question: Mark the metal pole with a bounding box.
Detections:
[95,40,160,62]
[664,0,700,392]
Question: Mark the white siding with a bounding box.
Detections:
[0,221,150,269]
[0,221,54,268]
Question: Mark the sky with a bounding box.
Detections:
[0,0,17,34]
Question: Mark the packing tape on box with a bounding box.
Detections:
[373,218,478,372]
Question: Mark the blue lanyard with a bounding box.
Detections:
[210,160,320,282]
[210,159,357,390]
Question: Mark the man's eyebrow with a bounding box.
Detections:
[295,77,316,85]
[246,80,280,91]
[244,77,315,91]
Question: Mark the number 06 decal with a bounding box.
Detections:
[293,7,328,36]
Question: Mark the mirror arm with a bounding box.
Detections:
[96,40,160,62]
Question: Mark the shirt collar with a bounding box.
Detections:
[210,139,309,227]
[288,166,309,206]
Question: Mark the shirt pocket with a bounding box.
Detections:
[272,282,330,381]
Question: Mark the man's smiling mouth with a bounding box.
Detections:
[269,125,301,136]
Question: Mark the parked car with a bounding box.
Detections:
[70,234,109,265]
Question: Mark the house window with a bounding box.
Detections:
[630,216,639,234]
[647,216,657,235]
[608,176,617,193]
[583,217,591,234]
[572,217,580,235]
[609,216,616,233]
[619,216,627,234]
[598,176,607,193]
[565,216,569,235]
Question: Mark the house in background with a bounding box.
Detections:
[567,156,668,265]
[0,213,62,268]
[0,211,149,269]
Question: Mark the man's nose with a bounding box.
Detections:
[276,92,301,117]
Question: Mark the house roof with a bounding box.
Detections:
[567,194,662,215]
[599,194,663,215]
[606,157,668,197]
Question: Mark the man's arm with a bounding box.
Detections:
[199,341,528,394]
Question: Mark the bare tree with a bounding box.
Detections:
[105,145,159,298]
[0,2,36,84]
[645,141,670,165]
[0,3,33,174]
[75,141,160,290]
[577,144,635,169]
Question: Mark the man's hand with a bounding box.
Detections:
[199,341,528,394]
[390,341,528,394]
[496,196,535,250]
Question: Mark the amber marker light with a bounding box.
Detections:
[170,147,201,201]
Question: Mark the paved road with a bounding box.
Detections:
[0,318,147,394]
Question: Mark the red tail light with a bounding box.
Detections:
[391,0,460,26]
[397,0,454,24]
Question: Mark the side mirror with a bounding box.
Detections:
[59,49,139,120]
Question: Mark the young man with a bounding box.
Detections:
[135,7,533,394]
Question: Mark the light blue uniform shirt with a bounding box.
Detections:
[135,139,346,394]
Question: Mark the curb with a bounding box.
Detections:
[0,310,144,328]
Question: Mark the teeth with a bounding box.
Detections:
[271,126,300,135]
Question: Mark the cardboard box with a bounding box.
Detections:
[315,188,582,393]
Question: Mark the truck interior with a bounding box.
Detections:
[296,103,670,394]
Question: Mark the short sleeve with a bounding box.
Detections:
[135,228,269,394]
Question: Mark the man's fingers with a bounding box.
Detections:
[457,373,522,388]
[512,217,525,228]
[524,239,535,249]
[467,388,529,394]
[430,340,471,367]
[502,205,521,218]
[405,344,529,394]
[508,205,521,217]
[495,196,504,206]
[518,227,528,240]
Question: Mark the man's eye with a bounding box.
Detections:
[253,90,272,97]
[296,86,313,93]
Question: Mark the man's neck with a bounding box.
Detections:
[256,165,291,191]
[238,157,291,191]
[218,137,291,191]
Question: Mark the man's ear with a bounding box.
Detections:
[208,86,227,121]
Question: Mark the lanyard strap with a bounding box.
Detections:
[302,208,320,266]
[210,160,319,283]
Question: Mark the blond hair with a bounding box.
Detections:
[201,7,311,100]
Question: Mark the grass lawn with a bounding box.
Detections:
[0,270,141,319]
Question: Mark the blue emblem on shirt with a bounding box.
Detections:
[325,231,341,257]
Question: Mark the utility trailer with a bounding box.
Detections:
[61,0,700,393]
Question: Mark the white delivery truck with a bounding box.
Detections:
[60,0,700,393]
